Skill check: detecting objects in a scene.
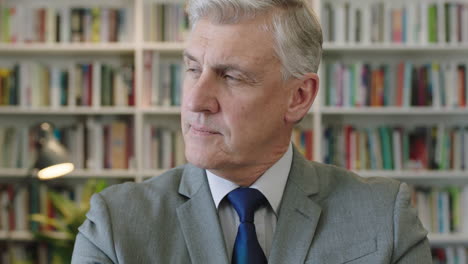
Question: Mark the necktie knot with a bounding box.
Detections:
[227,188,267,223]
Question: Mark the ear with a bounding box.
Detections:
[284,73,319,123]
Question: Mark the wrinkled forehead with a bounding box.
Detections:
[185,17,279,69]
[188,1,282,26]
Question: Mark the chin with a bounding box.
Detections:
[185,146,221,169]
[186,155,219,169]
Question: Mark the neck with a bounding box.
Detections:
[208,143,289,187]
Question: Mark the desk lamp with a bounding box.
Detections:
[34,122,74,180]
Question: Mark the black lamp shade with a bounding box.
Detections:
[34,123,74,180]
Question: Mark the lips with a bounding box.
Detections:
[190,124,220,135]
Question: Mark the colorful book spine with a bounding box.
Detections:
[143,53,183,107]
[322,0,468,45]
[411,186,468,236]
[323,124,468,171]
[0,4,131,43]
[144,125,186,169]
[324,60,468,108]
[145,3,189,42]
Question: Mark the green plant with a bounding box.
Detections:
[30,179,107,264]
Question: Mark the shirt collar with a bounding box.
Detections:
[207,143,293,214]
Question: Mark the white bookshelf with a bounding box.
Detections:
[320,107,468,115]
[429,234,468,246]
[0,231,34,241]
[142,42,185,52]
[317,0,468,253]
[0,168,136,179]
[0,230,68,241]
[0,106,136,115]
[356,170,468,185]
[0,43,135,54]
[141,106,182,115]
[323,43,468,53]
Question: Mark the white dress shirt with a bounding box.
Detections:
[206,143,293,260]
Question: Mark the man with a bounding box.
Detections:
[72,0,432,263]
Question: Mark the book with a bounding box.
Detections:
[146,2,189,42]
[109,121,127,169]
[323,0,468,45]
[0,5,131,43]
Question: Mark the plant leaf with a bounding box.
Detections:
[81,180,107,205]
[48,191,80,222]
[31,179,109,252]
[30,214,66,231]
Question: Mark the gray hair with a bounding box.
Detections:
[186,0,323,80]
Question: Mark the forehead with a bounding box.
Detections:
[185,17,279,68]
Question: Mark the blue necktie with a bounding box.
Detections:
[227,188,268,264]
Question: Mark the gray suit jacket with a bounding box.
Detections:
[72,148,431,263]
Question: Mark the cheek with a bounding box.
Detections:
[221,103,250,137]
[181,81,190,104]
[225,102,264,136]
[182,76,197,99]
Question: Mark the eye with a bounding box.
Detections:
[223,74,239,82]
[186,67,201,77]
[186,67,199,73]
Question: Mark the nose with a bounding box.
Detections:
[183,71,220,113]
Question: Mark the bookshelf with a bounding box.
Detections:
[316,0,468,259]
[323,43,468,53]
[430,233,468,246]
[0,0,467,261]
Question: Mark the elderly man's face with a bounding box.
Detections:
[181,16,294,174]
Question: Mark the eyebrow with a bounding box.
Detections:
[183,51,198,63]
[183,50,257,82]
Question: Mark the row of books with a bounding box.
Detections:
[0,181,92,264]
[0,183,84,233]
[432,246,468,264]
[292,128,314,161]
[0,243,76,264]
[0,118,135,170]
[1,243,37,264]
[143,125,185,170]
[0,5,132,43]
[68,118,134,170]
[324,61,468,108]
[323,125,468,171]
[144,2,189,42]
[0,126,23,169]
[322,0,468,44]
[411,186,468,234]
[143,52,183,107]
[0,61,135,108]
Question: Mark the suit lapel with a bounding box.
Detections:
[269,147,322,264]
[176,165,229,264]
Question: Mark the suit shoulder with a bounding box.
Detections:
[98,165,186,203]
[311,161,401,203]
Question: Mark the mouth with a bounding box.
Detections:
[190,124,221,136]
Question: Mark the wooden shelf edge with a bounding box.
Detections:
[0,106,136,115]
[0,231,70,241]
[0,43,135,53]
[320,107,468,115]
[0,168,137,179]
[356,170,468,179]
[323,43,468,52]
[429,233,468,245]
[140,106,181,115]
[142,42,185,52]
